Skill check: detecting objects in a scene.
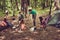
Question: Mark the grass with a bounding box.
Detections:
[36,7,50,14]
[0,7,50,17]
[0,10,5,17]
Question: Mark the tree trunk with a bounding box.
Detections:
[15,0,19,10]
[45,0,49,7]
[50,0,52,14]
[27,0,30,6]
[3,0,6,12]
[10,0,13,9]
[21,0,28,17]
[34,0,37,8]
[41,0,45,9]
[10,0,12,3]
[54,0,60,10]
[10,0,15,16]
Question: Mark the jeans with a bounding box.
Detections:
[32,14,36,26]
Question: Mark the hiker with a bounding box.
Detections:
[42,12,51,29]
[39,16,43,25]
[42,18,46,29]
[3,18,13,28]
[18,12,24,23]
[0,18,13,31]
[19,20,26,30]
[29,8,37,27]
[0,21,7,31]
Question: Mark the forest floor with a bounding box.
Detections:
[0,13,60,40]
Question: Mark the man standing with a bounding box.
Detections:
[29,8,37,27]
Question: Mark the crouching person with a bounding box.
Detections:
[39,17,46,30]
[19,20,26,31]
[42,18,46,29]
[18,12,24,23]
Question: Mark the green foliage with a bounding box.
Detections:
[0,10,5,17]
[0,0,55,17]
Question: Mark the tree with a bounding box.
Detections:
[34,0,37,8]
[21,0,28,17]
[0,0,6,12]
[15,0,19,10]
[41,0,45,9]
[54,0,60,10]
[50,0,52,14]
[27,0,30,6]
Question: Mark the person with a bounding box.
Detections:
[39,16,43,25]
[0,18,13,31]
[0,21,7,31]
[4,18,13,27]
[42,12,51,29]
[42,18,46,29]
[19,20,26,30]
[29,8,37,27]
[18,12,24,23]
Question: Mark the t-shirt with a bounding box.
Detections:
[30,10,36,15]
[19,14,24,20]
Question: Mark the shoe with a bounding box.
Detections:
[30,27,36,32]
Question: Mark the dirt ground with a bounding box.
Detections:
[0,26,60,40]
[0,14,60,40]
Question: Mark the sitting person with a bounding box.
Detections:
[18,12,24,23]
[4,18,13,27]
[19,20,26,30]
[42,18,46,29]
[0,18,13,31]
[40,13,51,29]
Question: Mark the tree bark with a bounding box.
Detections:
[54,0,60,10]
[50,0,52,14]
[15,0,19,10]
[41,0,45,9]
[34,0,37,8]
[21,0,28,17]
[3,0,6,12]
[27,0,30,6]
